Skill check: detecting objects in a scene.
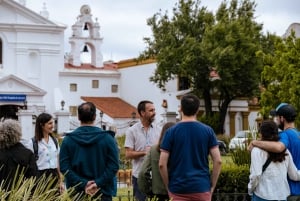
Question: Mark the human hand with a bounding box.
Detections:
[59,182,65,194]
[85,181,100,196]
[145,146,151,152]
[248,140,256,151]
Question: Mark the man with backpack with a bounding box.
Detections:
[249,103,300,201]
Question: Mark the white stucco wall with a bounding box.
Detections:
[119,63,180,123]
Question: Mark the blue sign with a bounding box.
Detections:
[0,94,26,102]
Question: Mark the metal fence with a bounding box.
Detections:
[116,170,250,201]
[114,191,250,201]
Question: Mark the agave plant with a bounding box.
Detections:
[0,170,100,201]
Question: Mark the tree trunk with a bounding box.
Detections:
[217,98,232,134]
[203,89,213,116]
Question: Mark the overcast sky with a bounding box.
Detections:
[24,0,300,62]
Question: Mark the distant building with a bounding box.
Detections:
[283,23,300,38]
[0,0,273,138]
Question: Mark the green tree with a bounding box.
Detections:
[202,0,263,133]
[259,31,300,125]
[139,0,264,134]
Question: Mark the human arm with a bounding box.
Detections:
[94,135,119,190]
[59,137,88,191]
[248,147,265,195]
[125,147,147,159]
[209,146,222,193]
[137,150,152,195]
[250,140,285,153]
[159,150,169,192]
[286,150,300,181]
[124,127,147,159]
[56,153,65,193]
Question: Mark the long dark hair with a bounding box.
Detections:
[157,122,176,152]
[259,120,287,162]
[35,113,53,141]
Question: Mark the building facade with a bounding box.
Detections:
[0,0,261,138]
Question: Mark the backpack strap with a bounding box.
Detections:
[262,156,272,173]
[32,135,58,161]
[32,137,39,161]
[49,134,58,149]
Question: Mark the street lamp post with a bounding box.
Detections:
[23,100,27,110]
[60,100,65,110]
[100,111,104,129]
[129,111,137,127]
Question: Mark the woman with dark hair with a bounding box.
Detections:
[248,120,300,201]
[0,119,38,190]
[138,122,176,201]
[26,112,64,193]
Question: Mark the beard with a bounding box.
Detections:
[148,115,155,124]
[278,121,284,131]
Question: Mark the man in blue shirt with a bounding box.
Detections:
[250,103,300,201]
[159,94,222,201]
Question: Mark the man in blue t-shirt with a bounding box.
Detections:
[250,103,300,201]
[159,94,222,201]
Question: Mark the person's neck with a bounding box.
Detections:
[141,119,151,129]
[181,115,197,122]
[284,123,295,130]
[80,122,94,126]
[43,133,49,142]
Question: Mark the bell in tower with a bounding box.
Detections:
[67,5,103,67]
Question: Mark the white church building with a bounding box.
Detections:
[0,0,262,139]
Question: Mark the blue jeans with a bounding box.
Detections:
[132,176,146,201]
[252,193,286,201]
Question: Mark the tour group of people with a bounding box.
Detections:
[0,94,300,201]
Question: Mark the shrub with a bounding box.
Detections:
[0,172,100,201]
[215,164,249,193]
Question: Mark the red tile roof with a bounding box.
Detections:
[81,97,139,119]
[64,62,118,70]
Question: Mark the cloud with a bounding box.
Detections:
[24,0,299,62]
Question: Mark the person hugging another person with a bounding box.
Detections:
[138,122,176,201]
[25,113,64,193]
[248,120,300,201]
[0,119,38,190]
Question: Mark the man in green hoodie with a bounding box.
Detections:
[59,102,119,201]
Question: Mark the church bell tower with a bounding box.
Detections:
[68,5,103,67]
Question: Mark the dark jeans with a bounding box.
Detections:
[132,176,147,201]
[153,194,169,201]
[252,193,285,201]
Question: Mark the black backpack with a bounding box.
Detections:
[32,135,58,160]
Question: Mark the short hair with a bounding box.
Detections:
[35,113,53,141]
[181,94,200,116]
[78,102,96,123]
[137,100,153,116]
[0,119,22,149]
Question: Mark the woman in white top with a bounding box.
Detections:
[26,113,64,193]
[248,120,300,201]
